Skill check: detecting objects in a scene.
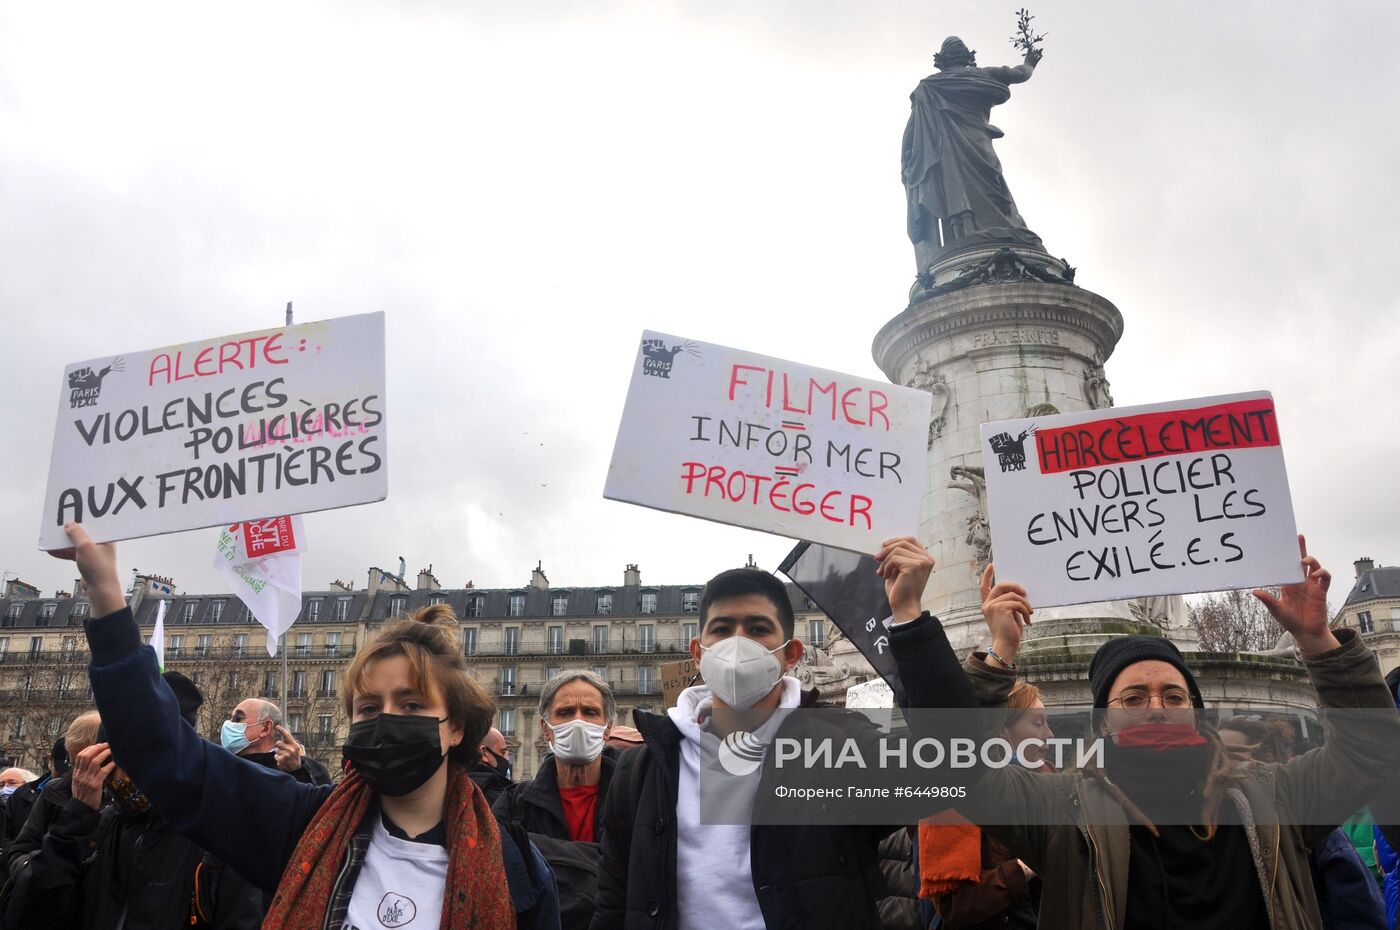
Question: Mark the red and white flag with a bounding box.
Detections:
[213,516,306,657]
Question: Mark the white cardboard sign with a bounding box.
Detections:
[39,312,387,549]
[979,391,1302,609]
[605,331,931,554]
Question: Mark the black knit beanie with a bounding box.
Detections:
[1088,635,1204,709]
[160,670,204,726]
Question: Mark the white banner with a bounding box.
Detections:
[213,516,306,657]
[39,312,387,549]
[151,599,168,671]
[979,391,1302,609]
[605,331,931,554]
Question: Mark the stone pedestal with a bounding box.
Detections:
[873,244,1145,652]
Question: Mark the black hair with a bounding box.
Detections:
[699,568,795,640]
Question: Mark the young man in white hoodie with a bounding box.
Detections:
[589,536,968,930]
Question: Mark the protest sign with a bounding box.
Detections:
[778,540,904,705]
[605,331,931,554]
[39,312,386,549]
[661,657,702,708]
[979,391,1302,609]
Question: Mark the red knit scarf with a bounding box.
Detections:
[262,764,515,930]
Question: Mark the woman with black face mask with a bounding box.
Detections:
[53,523,560,930]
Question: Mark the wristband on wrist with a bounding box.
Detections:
[986,646,1017,671]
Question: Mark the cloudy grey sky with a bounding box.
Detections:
[3,0,1396,603]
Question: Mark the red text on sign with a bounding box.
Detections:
[679,461,873,529]
[726,365,890,430]
[148,334,289,387]
[1035,398,1279,475]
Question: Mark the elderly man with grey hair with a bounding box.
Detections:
[222,697,331,786]
[495,669,620,930]
[495,669,618,841]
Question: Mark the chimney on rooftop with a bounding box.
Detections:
[530,561,550,591]
[623,564,641,587]
[417,565,440,592]
[1356,557,1376,579]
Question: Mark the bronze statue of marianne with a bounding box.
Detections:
[902,36,1044,271]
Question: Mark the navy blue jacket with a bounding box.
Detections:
[83,607,559,928]
[1312,827,1387,930]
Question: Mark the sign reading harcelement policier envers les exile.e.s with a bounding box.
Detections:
[604,331,932,554]
[38,312,387,550]
[979,391,1302,609]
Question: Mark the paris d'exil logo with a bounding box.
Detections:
[68,356,125,409]
[717,730,766,777]
[989,425,1035,473]
[377,891,417,928]
[640,338,699,379]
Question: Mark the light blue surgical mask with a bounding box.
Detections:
[220,720,250,754]
[0,785,17,798]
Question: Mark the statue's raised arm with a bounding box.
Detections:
[901,35,1045,273]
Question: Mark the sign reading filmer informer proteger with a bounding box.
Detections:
[39,312,387,549]
[979,391,1302,609]
[604,331,931,554]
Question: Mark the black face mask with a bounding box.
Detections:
[483,747,512,782]
[342,713,447,797]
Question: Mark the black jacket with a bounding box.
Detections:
[589,612,975,930]
[495,749,619,843]
[3,796,263,930]
[592,704,894,930]
[236,751,333,787]
[6,774,69,875]
[0,776,47,857]
[471,763,515,807]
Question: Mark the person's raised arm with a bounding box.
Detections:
[978,565,1033,673]
[876,536,978,710]
[49,523,329,892]
[1262,536,1400,838]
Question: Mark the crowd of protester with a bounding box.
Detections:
[0,523,1397,929]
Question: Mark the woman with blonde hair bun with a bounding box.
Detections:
[55,523,560,930]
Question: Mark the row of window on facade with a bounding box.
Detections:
[455,619,825,657]
[4,602,90,625]
[1351,608,1400,635]
[141,630,349,658]
[500,590,701,619]
[7,587,825,628]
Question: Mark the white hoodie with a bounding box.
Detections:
[667,677,803,930]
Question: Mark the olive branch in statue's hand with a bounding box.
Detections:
[1011,8,1046,62]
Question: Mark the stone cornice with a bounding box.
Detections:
[872,283,1125,381]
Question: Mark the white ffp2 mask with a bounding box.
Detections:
[547,719,607,764]
[699,636,790,710]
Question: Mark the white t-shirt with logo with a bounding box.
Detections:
[342,816,448,930]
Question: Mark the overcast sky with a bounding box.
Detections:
[2,1,1396,605]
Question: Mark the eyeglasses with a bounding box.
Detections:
[1106,687,1193,716]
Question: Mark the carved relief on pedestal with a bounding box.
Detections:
[906,357,953,447]
[947,464,991,577]
[1083,352,1114,409]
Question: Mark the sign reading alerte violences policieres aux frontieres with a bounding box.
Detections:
[979,391,1302,608]
[605,331,931,555]
[38,312,387,549]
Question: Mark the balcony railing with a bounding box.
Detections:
[461,639,691,658]
[492,679,659,698]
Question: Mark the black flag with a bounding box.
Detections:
[778,541,904,704]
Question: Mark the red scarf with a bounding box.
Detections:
[1113,723,1207,751]
[262,764,515,930]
